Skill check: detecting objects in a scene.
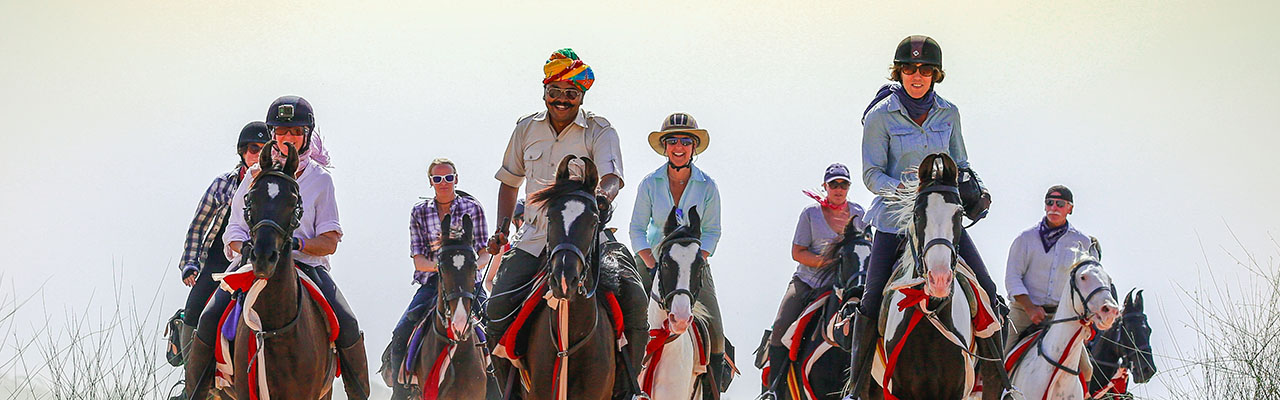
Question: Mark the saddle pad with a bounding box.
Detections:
[782,290,832,361]
[641,316,710,394]
[494,273,625,361]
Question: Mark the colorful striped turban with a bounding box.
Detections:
[542,48,595,91]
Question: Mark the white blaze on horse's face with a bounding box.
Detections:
[451,298,469,337]
[561,199,587,235]
[666,242,699,334]
[921,193,958,298]
[267,182,280,199]
[1077,263,1121,330]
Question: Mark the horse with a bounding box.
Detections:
[1005,252,1121,400]
[641,206,716,399]
[391,213,488,400]
[203,141,337,399]
[517,155,626,400]
[855,153,1007,400]
[1086,289,1156,399]
[756,217,872,400]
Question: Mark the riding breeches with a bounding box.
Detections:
[859,230,998,320]
[196,262,362,348]
[769,276,815,347]
[183,258,231,328]
[393,274,488,343]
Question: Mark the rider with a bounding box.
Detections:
[379,157,491,379]
[484,48,649,396]
[628,112,728,388]
[174,121,270,371]
[849,35,1000,394]
[760,163,866,397]
[1005,185,1096,342]
[186,96,370,399]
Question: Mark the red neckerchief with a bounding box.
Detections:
[802,189,845,211]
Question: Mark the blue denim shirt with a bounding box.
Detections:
[628,164,723,255]
[861,92,970,234]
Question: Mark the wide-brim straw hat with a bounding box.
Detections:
[648,112,710,156]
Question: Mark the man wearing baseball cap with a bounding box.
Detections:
[1005,185,1097,342]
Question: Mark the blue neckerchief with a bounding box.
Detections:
[1038,218,1070,253]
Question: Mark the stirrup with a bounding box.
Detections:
[755,391,778,400]
[630,392,651,400]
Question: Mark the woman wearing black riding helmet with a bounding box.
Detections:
[848,35,998,395]
[186,96,371,399]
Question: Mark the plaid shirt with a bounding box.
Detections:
[178,167,242,272]
[409,193,489,261]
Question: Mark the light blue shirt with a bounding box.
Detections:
[628,164,723,255]
[861,92,970,234]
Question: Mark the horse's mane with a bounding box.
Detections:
[819,219,867,269]
[529,179,591,207]
[1067,245,1103,273]
[881,168,922,274]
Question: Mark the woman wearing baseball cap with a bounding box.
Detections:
[849,35,998,394]
[759,163,867,397]
[628,112,731,390]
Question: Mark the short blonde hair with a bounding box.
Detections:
[428,157,457,176]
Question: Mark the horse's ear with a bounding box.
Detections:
[580,157,598,193]
[441,213,453,241]
[939,153,959,186]
[917,154,938,187]
[461,214,473,244]
[283,142,299,177]
[688,206,701,236]
[664,207,680,235]
[555,155,576,182]
[1135,289,1145,311]
[259,140,276,170]
[1125,288,1136,308]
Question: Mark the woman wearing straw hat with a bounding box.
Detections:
[628,112,730,390]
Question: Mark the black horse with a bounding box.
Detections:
[1087,288,1157,398]
[391,213,489,400]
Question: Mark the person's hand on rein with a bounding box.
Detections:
[486,230,507,255]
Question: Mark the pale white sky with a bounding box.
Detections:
[3,1,1279,398]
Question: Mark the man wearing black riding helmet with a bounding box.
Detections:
[172,121,270,390]
[186,96,370,399]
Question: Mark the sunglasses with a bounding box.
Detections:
[272,127,307,137]
[545,86,583,101]
[244,143,264,154]
[1045,199,1071,208]
[899,64,938,77]
[663,137,696,147]
[827,180,851,189]
[431,174,457,184]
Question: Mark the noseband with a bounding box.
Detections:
[544,190,603,298]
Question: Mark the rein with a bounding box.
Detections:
[1031,260,1115,377]
[544,190,605,299]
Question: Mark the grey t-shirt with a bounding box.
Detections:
[792,202,867,287]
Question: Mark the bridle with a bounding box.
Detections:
[434,243,480,341]
[1092,310,1152,371]
[654,236,704,311]
[1034,260,1116,375]
[911,184,962,287]
[544,190,604,298]
[243,170,304,260]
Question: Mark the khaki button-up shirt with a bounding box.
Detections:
[495,109,624,255]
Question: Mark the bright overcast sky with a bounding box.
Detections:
[3,1,1279,398]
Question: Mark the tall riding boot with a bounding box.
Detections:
[337,333,371,400]
[756,345,789,400]
[184,335,216,399]
[179,324,195,365]
[849,315,879,399]
[709,352,729,393]
[623,327,651,398]
[378,329,411,387]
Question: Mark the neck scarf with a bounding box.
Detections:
[1038,217,1070,253]
[862,82,937,123]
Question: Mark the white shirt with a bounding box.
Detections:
[1004,221,1093,306]
[224,159,343,269]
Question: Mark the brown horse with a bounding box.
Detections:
[215,142,337,399]
[518,156,620,400]
[392,213,489,399]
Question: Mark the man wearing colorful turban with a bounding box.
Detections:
[486,48,649,398]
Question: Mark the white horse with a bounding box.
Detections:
[640,207,712,400]
[1006,251,1120,400]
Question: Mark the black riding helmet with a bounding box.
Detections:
[237,121,271,151]
[265,95,315,153]
[894,35,942,67]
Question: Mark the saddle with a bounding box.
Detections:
[210,265,341,391]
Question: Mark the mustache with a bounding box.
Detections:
[550,101,574,108]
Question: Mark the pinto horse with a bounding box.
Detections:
[758,217,871,400]
[1006,253,1120,400]
[1086,289,1156,399]
[858,153,1006,400]
[206,142,337,399]
[517,156,626,400]
[642,206,716,399]
[391,213,488,400]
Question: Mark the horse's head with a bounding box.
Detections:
[912,153,964,298]
[1067,255,1120,331]
[655,206,706,334]
[532,155,601,300]
[830,218,873,294]
[244,141,302,280]
[1118,288,1157,383]
[436,213,479,340]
